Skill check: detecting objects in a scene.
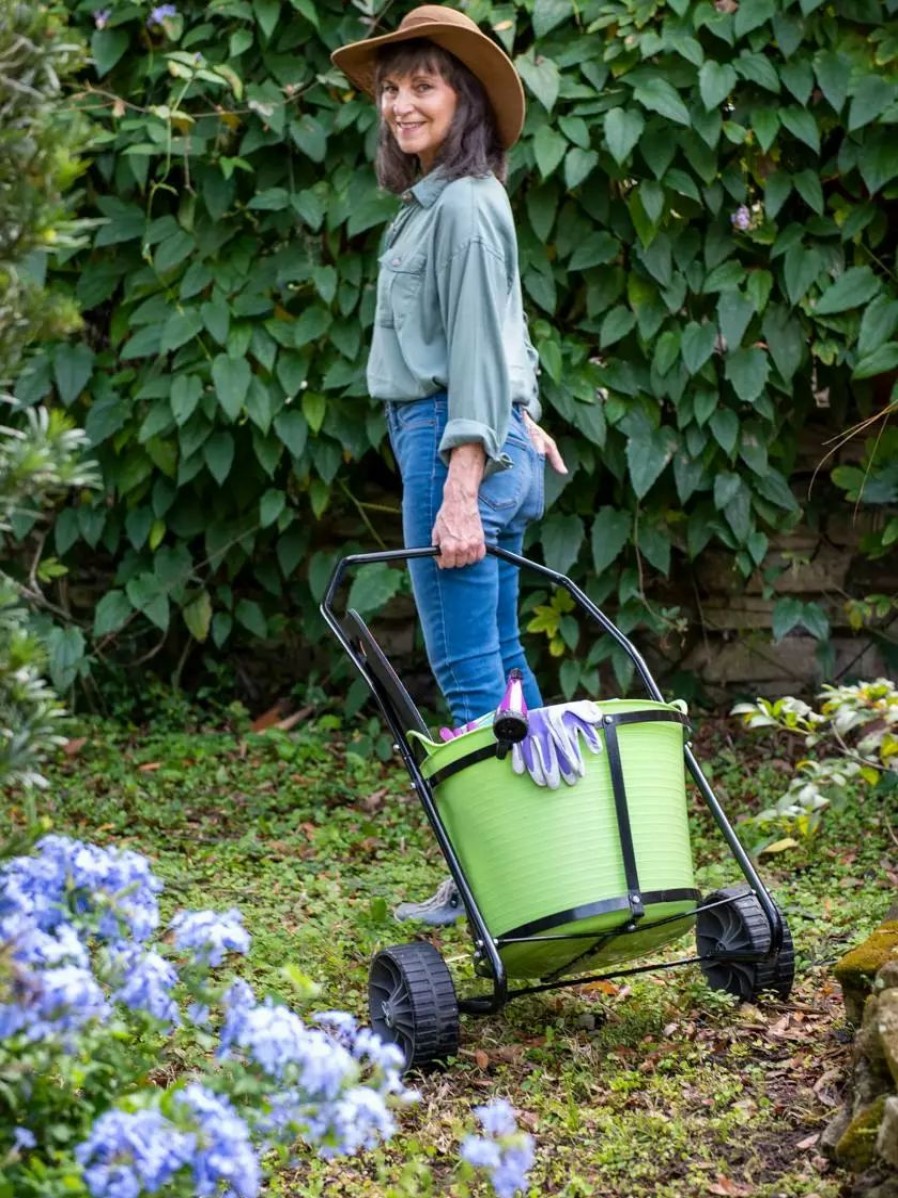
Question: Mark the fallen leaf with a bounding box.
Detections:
[796,1133,819,1150]
[138,762,161,772]
[474,1049,490,1069]
[250,701,291,732]
[760,837,800,855]
[63,737,88,757]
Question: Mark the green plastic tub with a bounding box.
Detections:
[409,699,699,980]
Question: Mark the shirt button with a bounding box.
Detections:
[392,257,401,265]
[401,191,412,202]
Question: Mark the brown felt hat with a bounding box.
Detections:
[331,4,525,149]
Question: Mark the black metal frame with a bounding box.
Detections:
[321,545,785,1016]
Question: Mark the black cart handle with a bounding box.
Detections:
[321,545,665,704]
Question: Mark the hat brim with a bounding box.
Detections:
[331,21,525,149]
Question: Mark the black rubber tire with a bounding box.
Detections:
[696,885,795,1003]
[368,942,460,1071]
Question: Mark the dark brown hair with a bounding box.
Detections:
[373,40,507,194]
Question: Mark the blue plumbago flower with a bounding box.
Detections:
[309,1086,397,1158]
[0,834,162,946]
[13,1126,36,1150]
[475,1098,518,1138]
[111,947,179,1024]
[169,908,250,967]
[93,8,111,27]
[176,1085,260,1197]
[1,963,111,1043]
[218,978,257,1054]
[460,1100,535,1198]
[147,3,177,26]
[75,1108,195,1196]
[2,913,89,970]
[731,204,752,231]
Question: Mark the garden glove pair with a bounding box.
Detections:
[511,702,603,789]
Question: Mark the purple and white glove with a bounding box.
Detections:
[512,701,603,789]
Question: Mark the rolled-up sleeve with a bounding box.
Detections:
[434,196,514,474]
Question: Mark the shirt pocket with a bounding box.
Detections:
[376,251,427,329]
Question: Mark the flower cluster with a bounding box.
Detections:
[461,1099,535,1198]
[0,835,421,1196]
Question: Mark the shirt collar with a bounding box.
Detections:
[408,169,451,209]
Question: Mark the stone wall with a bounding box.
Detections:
[822,912,898,1193]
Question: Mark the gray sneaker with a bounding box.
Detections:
[393,877,464,926]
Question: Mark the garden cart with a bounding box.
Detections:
[321,546,795,1071]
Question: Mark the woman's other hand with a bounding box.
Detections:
[522,410,568,474]
[433,443,486,568]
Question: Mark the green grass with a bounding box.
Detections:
[8,705,896,1197]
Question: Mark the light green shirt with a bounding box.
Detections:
[367,171,541,472]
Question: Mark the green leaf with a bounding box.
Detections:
[236,598,268,638]
[653,329,681,376]
[636,522,671,575]
[47,627,87,692]
[782,245,822,306]
[699,61,737,110]
[710,409,739,455]
[565,147,599,190]
[852,343,898,380]
[533,0,571,36]
[792,169,824,215]
[591,507,631,573]
[568,232,619,272]
[171,374,203,426]
[160,308,203,354]
[274,409,308,458]
[91,29,129,77]
[603,107,645,165]
[713,471,741,510]
[814,266,881,316]
[540,513,585,575]
[201,296,230,346]
[762,307,804,382]
[780,107,820,153]
[735,51,780,93]
[260,489,286,528]
[294,305,332,348]
[526,183,559,242]
[347,563,403,617]
[681,321,717,374]
[725,347,770,402]
[154,230,196,275]
[301,391,326,434]
[858,130,898,196]
[858,296,898,358]
[814,51,851,114]
[93,590,132,637]
[277,526,306,577]
[253,0,281,38]
[764,172,792,221]
[849,77,898,132]
[750,107,780,153]
[734,0,775,36]
[516,51,561,112]
[212,354,250,420]
[183,591,213,642]
[717,291,754,350]
[212,612,233,648]
[291,114,327,162]
[626,427,675,499]
[600,306,636,348]
[53,344,94,406]
[780,59,814,106]
[203,431,235,485]
[746,270,773,314]
[630,76,690,126]
[533,125,567,178]
[772,596,805,641]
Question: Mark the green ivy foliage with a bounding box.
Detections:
[14,0,898,695]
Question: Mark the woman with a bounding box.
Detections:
[332,6,568,922]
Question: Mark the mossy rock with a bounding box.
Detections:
[835,1096,888,1171]
[834,922,898,1025]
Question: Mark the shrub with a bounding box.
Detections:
[13,0,898,695]
[733,677,898,838]
[0,833,534,1197]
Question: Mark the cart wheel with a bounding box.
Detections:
[696,886,795,1003]
[368,942,460,1071]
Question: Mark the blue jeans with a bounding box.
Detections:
[386,394,545,724]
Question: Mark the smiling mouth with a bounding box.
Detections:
[396,122,425,132]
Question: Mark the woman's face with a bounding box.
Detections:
[380,66,458,173]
